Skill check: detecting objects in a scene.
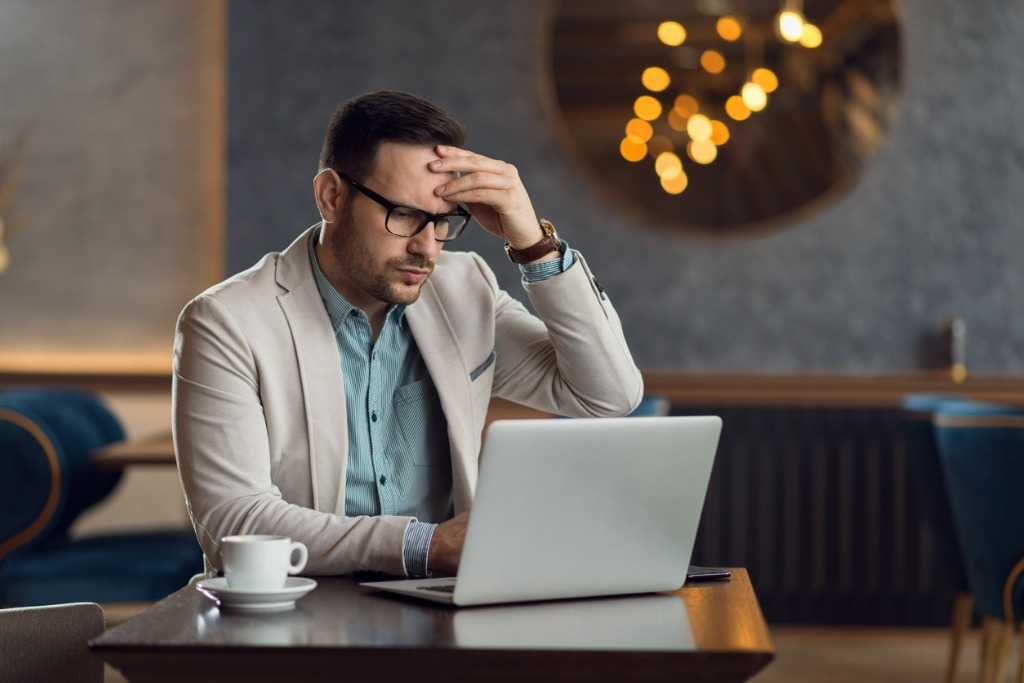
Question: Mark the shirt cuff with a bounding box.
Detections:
[403,522,436,577]
[519,239,574,283]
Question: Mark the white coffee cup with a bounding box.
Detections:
[220,535,308,591]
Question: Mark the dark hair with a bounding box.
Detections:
[318,90,466,182]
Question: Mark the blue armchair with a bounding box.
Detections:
[0,388,203,607]
[933,401,1024,683]
[900,393,972,683]
[628,394,671,417]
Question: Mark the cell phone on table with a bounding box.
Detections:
[686,565,732,582]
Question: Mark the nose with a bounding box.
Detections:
[409,222,442,250]
[407,221,442,258]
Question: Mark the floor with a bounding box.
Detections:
[102,626,1017,682]
[752,627,994,683]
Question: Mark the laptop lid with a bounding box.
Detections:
[460,415,721,605]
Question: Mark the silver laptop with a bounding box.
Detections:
[361,415,721,606]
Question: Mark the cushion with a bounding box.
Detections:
[0,530,203,606]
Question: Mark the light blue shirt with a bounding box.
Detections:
[309,228,574,575]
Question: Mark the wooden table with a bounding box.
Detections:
[90,433,176,469]
[91,568,773,683]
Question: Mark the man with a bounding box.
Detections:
[173,90,642,579]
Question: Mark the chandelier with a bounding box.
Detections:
[618,0,824,196]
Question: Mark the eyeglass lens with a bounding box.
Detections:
[386,207,468,242]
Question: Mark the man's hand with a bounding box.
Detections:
[429,146,546,250]
[427,511,468,576]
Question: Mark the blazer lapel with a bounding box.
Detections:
[406,280,478,513]
[276,227,348,514]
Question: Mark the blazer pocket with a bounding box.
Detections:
[470,348,497,381]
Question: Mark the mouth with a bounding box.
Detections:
[398,267,431,284]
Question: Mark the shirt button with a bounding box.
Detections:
[371,412,378,422]
[379,475,387,485]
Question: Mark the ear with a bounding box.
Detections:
[313,168,346,224]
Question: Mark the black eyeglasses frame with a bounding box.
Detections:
[338,171,471,243]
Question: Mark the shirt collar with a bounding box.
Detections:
[307,227,407,332]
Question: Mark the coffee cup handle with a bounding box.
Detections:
[288,541,308,575]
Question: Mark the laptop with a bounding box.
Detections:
[360,415,721,606]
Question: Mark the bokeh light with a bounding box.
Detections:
[634,95,663,121]
[674,95,699,117]
[725,95,751,121]
[741,82,767,111]
[700,50,726,75]
[752,67,779,93]
[642,66,671,92]
[655,151,683,177]
[657,21,686,46]
[688,139,718,164]
[777,10,804,42]
[800,23,823,48]
[716,15,742,41]
[710,120,730,145]
[647,135,674,159]
[686,113,713,141]
[625,118,654,142]
[660,171,689,194]
[619,137,647,162]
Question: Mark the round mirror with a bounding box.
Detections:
[543,0,902,233]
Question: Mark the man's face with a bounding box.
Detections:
[326,143,458,312]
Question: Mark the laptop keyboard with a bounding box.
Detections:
[416,583,456,594]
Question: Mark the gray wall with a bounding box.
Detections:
[0,0,223,364]
[228,0,1024,373]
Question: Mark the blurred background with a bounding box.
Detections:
[3,0,1023,375]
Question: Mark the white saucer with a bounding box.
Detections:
[196,577,317,613]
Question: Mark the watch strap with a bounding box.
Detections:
[505,219,560,264]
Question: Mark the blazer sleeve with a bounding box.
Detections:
[486,251,644,417]
[172,293,412,577]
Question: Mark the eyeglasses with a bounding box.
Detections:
[339,172,471,242]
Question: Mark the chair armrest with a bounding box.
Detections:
[1003,555,1024,625]
[0,407,63,564]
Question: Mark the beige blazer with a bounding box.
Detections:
[173,226,643,576]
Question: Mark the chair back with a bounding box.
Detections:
[900,393,969,590]
[933,403,1024,620]
[628,394,671,417]
[0,602,105,683]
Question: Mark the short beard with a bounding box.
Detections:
[331,205,434,307]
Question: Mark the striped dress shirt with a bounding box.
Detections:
[308,228,573,575]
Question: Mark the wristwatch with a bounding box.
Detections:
[504,219,560,264]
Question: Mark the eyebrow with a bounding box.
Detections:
[387,189,461,216]
[343,171,464,216]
